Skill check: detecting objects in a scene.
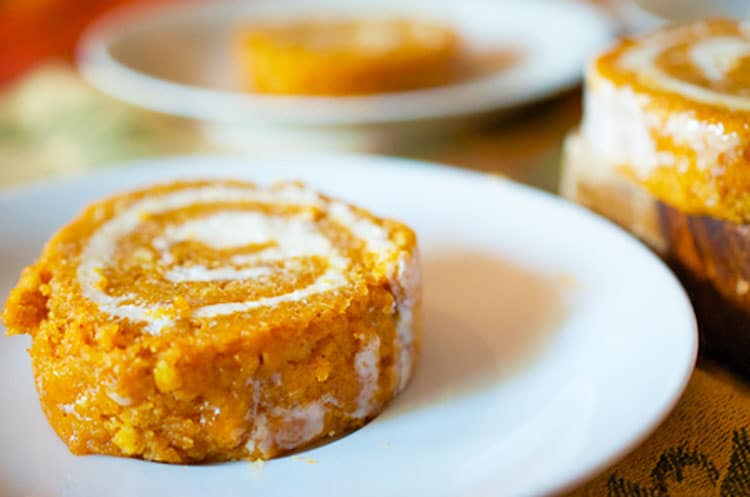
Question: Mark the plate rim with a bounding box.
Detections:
[75,0,614,125]
[0,153,698,496]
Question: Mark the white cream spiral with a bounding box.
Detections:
[77,183,402,335]
[618,21,750,109]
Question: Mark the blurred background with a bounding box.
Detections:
[0,0,659,190]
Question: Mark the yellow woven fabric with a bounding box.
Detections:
[567,365,750,496]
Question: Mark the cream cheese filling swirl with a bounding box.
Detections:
[77,183,404,335]
[618,20,750,109]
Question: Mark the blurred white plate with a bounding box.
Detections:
[77,0,613,127]
[0,155,696,497]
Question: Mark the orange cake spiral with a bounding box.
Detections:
[568,19,750,222]
[2,180,421,463]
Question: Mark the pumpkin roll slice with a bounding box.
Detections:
[2,180,421,463]
[567,18,750,223]
[233,18,461,95]
[561,19,750,374]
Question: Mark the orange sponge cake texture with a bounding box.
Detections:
[233,18,461,95]
[2,180,421,463]
[576,19,750,222]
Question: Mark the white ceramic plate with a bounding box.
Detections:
[0,155,696,497]
[77,0,613,126]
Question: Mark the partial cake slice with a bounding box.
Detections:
[562,19,750,374]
